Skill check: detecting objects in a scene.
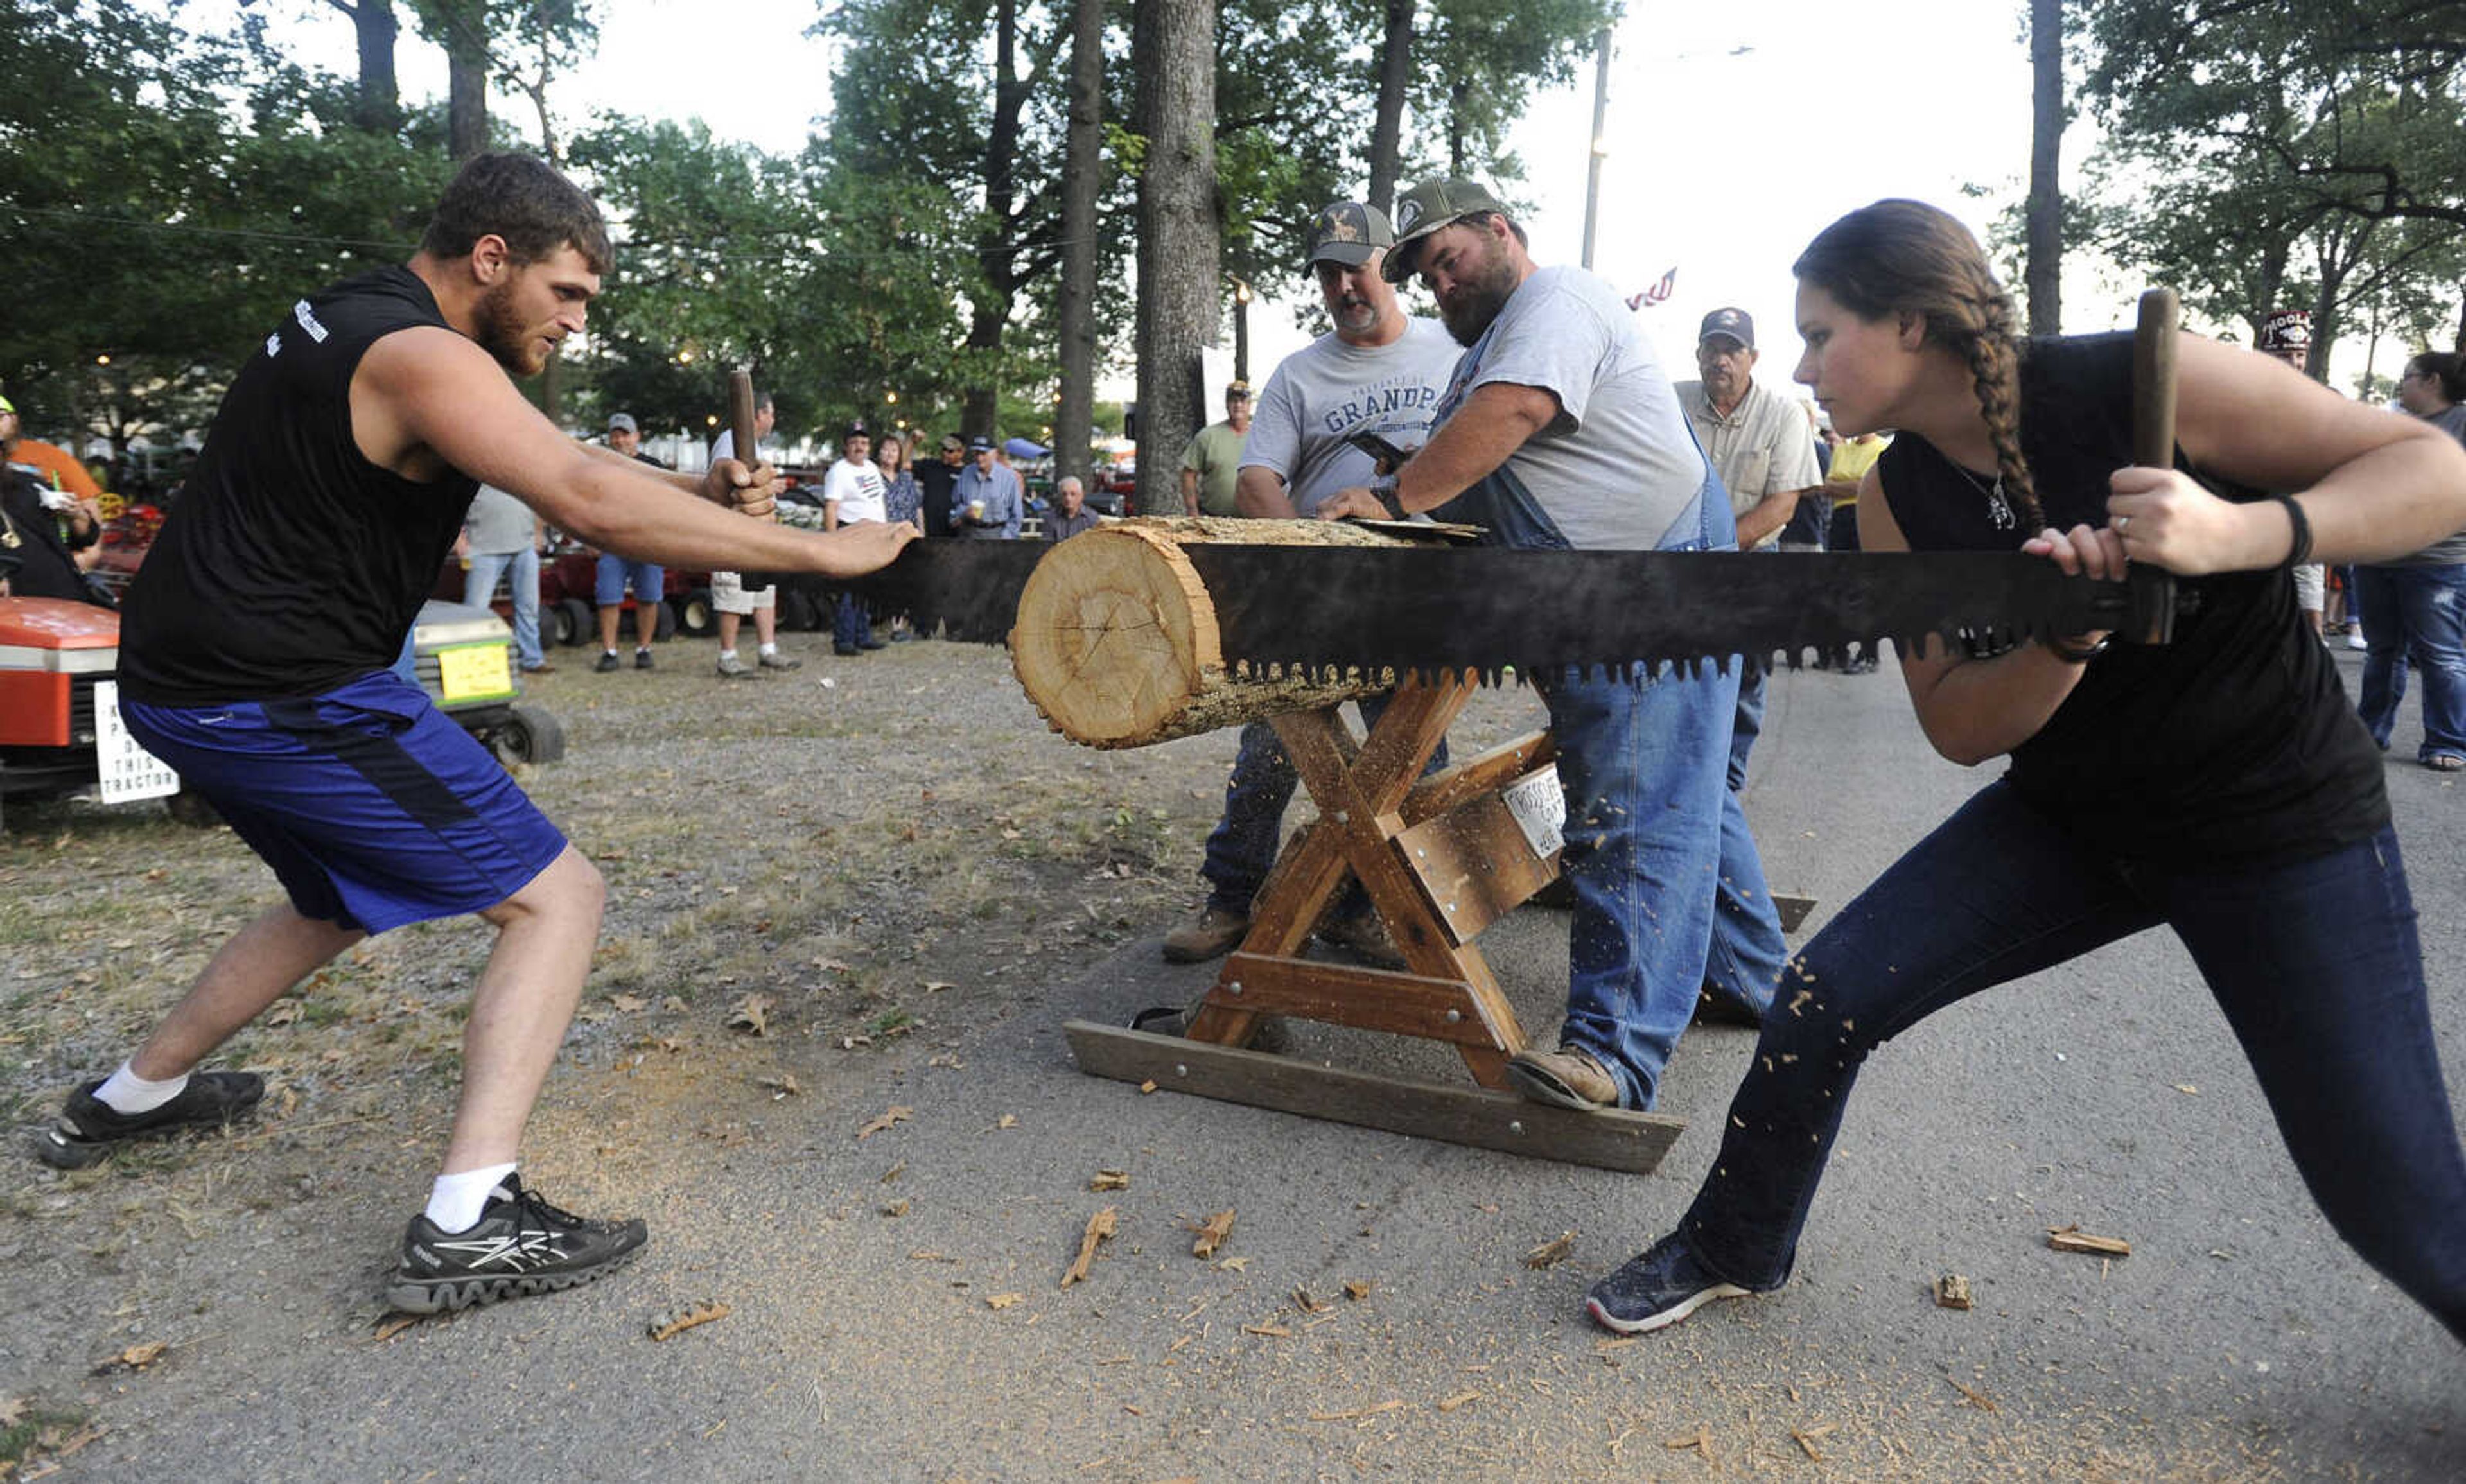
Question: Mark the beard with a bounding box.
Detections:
[1331,292,1379,336]
[476,278,550,376]
[1437,240,1520,346]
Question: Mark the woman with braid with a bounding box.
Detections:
[1586,200,2466,1347]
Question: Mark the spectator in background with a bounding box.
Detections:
[822,422,889,656]
[595,412,670,672]
[458,484,553,673]
[1180,384,1252,516]
[1778,404,1831,552]
[2354,350,2466,771]
[1,394,104,504]
[916,432,964,540]
[708,393,797,678]
[1045,475,1099,542]
[877,429,921,529]
[2258,310,2329,640]
[951,435,1023,539]
[1675,306,1824,808]
[0,461,108,606]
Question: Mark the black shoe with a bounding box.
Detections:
[834,644,863,657]
[634,648,654,670]
[593,651,621,673]
[1585,1234,1755,1335]
[857,638,888,651]
[385,1173,648,1314]
[36,1072,266,1169]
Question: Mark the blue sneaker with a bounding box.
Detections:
[1585,1233,1754,1334]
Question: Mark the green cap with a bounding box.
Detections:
[0,394,14,414]
[1384,177,1508,283]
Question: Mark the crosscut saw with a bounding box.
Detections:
[830,290,2189,686]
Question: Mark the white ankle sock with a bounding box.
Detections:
[758,642,777,656]
[718,647,739,661]
[425,1162,518,1234]
[95,1061,189,1115]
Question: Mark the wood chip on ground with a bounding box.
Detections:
[1191,1209,1236,1259]
[647,1301,732,1341]
[1523,1230,1577,1269]
[2046,1224,2131,1256]
[1062,1207,1118,1288]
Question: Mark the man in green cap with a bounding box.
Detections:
[1317,178,1788,1115]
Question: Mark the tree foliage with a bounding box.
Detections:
[2074,0,2466,362]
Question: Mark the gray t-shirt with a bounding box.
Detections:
[463,484,534,554]
[1444,265,1703,550]
[1239,317,1460,515]
[2386,403,2466,566]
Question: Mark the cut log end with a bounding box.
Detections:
[1010,518,1408,748]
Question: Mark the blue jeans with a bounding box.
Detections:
[1196,694,1444,918]
[1675,782,2466,1344]
[464,546,543,670]
[2354,563,2466,764]
[834,590,874,650]
[1728,663,1766,792]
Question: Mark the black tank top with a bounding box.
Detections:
[118,265,479,704]
[1879,332,2387,866]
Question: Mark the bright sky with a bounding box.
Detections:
[197,1,2386,397]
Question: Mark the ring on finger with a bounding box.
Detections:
[2115,514,2131,535]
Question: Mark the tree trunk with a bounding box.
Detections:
[1133,0,1217,521]
[2024,0,2062,335]
[1056,0,1105,494]
[446,7,488,161]
[1367,0,1413,216]
[333,0,401,134]
[961,0,1031,443]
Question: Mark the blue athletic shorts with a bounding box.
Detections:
[121,672,569,934]
[593,554,665,607]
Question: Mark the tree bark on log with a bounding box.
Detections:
[1010,518,1413,749]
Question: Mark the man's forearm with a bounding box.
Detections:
[1180,470,1201,516]
[1734,487,1809,547]
[1236,466,1296,518]
[1394,383,1559,512]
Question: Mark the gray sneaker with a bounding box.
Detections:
[757,649,803,670]
[715,652,756,679]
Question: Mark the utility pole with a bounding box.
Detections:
[1580,26,1613,270]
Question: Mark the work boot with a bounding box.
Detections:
[1505,1044,1620,1111]
[1161,903,1249,964]
[1313,912,1406,970]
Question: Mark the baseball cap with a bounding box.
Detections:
[1,394,19,414]
[2258,309,2313,351]
[845,420,870,441]
[1697,308,1754,350]
[1306,201,1394,269]
[968,435,993,453]
[1383,177,1508,282]
[607,412,638,433]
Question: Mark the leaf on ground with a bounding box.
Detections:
[1523,1230,1577,1269]
[1343,1280,1372,1301]
[647,1300,731,1341]
[1061,1206,1119,1288]
[1089,1169,1130,1191]
[609,993,649,1013]
[91,1341,168,1375]
[923,981,956,993]
[371,1314,421,1343]
[839,1034,873,1049]
[986,1292,1025,1310]
[728,994,776,1036]
[992,1113,1019,1130]
[1293,1286,1333,1314]
[265,1000,301,1027]
[0,1396,26,1427]
[855,1104,913,1140]
[756,1074,802,1097]
[879,1161,906,1185]
[1190,1209,1236,1259]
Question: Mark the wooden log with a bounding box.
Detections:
[1008,516,1413,749]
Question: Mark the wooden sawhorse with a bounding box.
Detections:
[1067,673,1690,1174]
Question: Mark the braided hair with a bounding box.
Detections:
[1792,200,2044,531]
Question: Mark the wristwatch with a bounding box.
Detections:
[1372,478,1405,520]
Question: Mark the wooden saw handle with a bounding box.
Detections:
[2124,288,2182,645]
[724,368,779,591]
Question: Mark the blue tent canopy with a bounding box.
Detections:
[1003,437,1050,459]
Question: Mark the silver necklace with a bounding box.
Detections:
[1947,457,2015,530]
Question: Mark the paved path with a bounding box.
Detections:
[28,650,2466,1481]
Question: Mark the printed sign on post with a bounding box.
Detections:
[1500,765,1565,860]
[93,681,181,804]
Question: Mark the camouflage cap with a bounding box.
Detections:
[1383,177,1508,283]
[1305,201,1394,270]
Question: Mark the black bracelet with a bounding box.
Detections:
[2044,633,2110,664]
[2275,494,2314,569]
[1374,479,1406,519]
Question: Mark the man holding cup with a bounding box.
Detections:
[950,435,1023,539]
